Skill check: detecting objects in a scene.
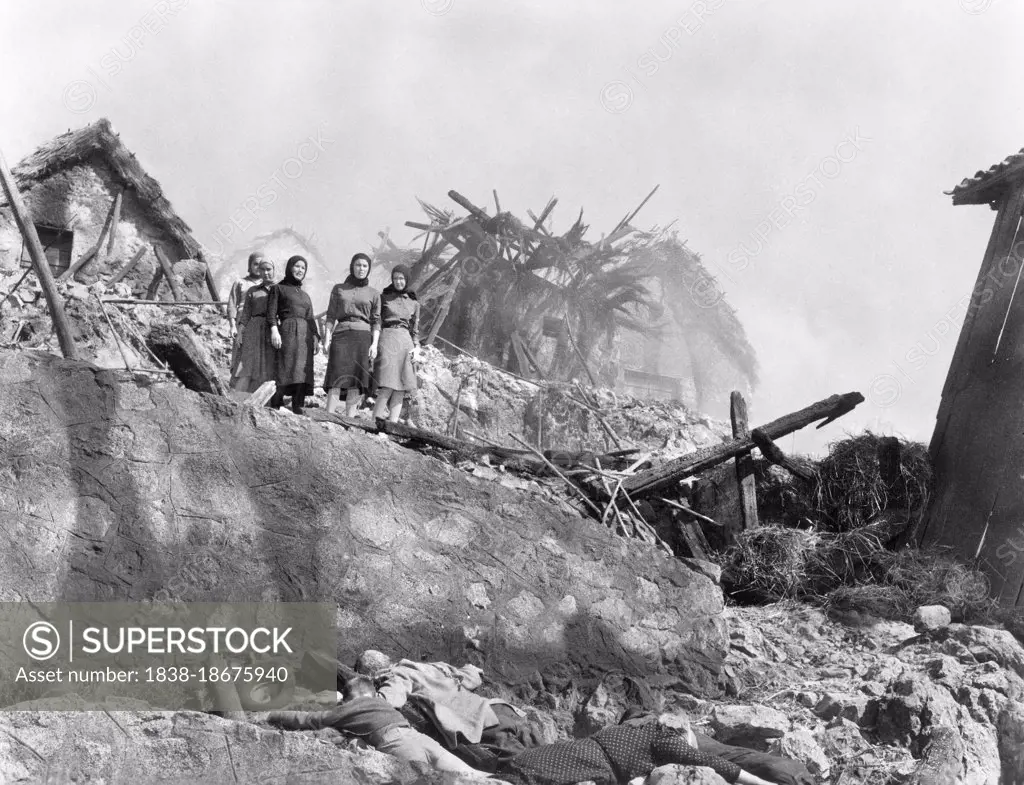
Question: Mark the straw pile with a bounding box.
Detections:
[719,432,994,622]
[722,522,995,622]
[813,432,932,532]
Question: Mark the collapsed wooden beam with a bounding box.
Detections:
[58,191,119,282]
[308,409,548,474]
[153,244,183,301]
[750,427,817,482]
[0,147,78,360]
[107,247,147,286]
[623,392,863,498]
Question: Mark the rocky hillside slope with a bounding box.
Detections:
[0,349,726,695]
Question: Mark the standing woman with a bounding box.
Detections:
[372,264,420,426]
[323,253,381,416]
[268,255,320,415]
[229,257,277,394]
[228,251,266,373]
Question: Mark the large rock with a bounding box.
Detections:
[0,708,484,784]
[708,704,788,750]
[0,350,728,694]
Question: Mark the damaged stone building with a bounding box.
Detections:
[0,118,217,305]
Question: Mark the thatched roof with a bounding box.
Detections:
[10,118,203,257]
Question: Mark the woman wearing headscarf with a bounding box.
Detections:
[323,253,381,416]
[372,264,420,427]
[267,255,320,414]
[228,251,266,373]
[229,257,277,394]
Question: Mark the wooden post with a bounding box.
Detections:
[58,193,117,282]
[107,247,147,286]
[196,250,222,306]
[105,189,123,255]
[730,391,759,534]
[152,244,183,301]
[0,148,78,360]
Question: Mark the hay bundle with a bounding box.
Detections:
[813,432,932,532]
[722,523,995,622]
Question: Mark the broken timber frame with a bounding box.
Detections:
[622,392,863,498]
[0,147,78,360]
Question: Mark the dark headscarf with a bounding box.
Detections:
[382,263,417,299]
[346,253,373,287]
[280,255,307,287]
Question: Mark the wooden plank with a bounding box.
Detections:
[102,298,224,306]
[624,392,862,498]
[0,148,78,359]
[105,189,123,255]
[425,273,460,346]
[750,428,817,482]
[563,315,599,386]
[107,247,147,286]
[57,194,117,282]
[145,265,164,300]
[245,380,277,406]
[197,250,222,304]
[1,266,33,303]
[615,185,660,232]
[730,391,759,533]
[152,244,183,301]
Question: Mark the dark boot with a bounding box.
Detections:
[291,393,306,416]
[269,390,285,410]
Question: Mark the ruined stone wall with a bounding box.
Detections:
[0,160,193,300]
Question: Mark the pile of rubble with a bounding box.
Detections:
[0,268,232,376]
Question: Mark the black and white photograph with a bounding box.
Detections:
[0,1,1022,782]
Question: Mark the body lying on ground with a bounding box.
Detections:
[355,648,542,772]
[267,675,489,777]
[496,717,804,785]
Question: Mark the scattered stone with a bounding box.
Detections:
[769,729,831,780]
[812,693,871,725]
[913,605,951,633]
[709,704,788,750]
[647,765,730,785]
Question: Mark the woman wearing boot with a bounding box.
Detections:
[268,255,320,414]
[323,253,381,416]
[372,264,420,428]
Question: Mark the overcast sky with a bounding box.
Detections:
[2,0,1020,455]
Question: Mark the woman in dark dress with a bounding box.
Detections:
[372,264,420,426]
[267,255,320,414]
[323,253,381,416]
[229,257,277,394]
[497,720,783,785]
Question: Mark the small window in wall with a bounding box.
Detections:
[20,225,74,276]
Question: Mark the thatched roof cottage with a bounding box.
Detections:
[0,118,216,302]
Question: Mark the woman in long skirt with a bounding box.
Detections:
[268,255,320,414]
[229,257,277,394]
[323,253,381,416]
[228,251,266,373]
[372,264,420,427]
